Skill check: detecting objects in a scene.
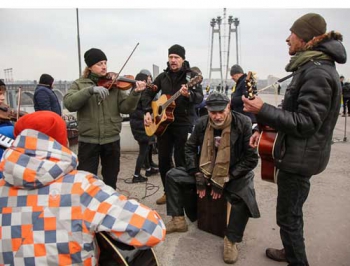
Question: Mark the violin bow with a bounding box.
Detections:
[107,42,139,90]
[98,43,139,105]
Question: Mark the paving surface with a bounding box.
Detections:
[73,93,350,266]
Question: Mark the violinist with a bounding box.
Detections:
[0,80,14,177]
[63,48,146,189]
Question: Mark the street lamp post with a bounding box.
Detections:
[76,8,82,77]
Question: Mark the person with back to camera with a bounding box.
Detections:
[0,111,166,265]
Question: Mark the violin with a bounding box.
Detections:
[98,75,158,92]
[0,103,28,123]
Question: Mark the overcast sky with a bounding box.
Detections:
[1,7,350,83]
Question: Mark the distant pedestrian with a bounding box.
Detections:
[34,74,61,116]
[229,64,257,123]
[342,78,350,116]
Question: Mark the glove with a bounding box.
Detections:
[211,183,223,196]
[91,86,109,100]
[195,172,208,191]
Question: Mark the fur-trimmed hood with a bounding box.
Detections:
[305,31,347,64]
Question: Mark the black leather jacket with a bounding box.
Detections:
[257,35,346,176]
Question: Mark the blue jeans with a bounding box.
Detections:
[277,170,311,266]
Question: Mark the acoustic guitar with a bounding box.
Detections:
[245,71,277,183]
[144,75,203,137]
[96,232,159,266]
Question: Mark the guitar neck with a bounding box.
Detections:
[163,90,183,109]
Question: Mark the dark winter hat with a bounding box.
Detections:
[84,48,107,67]
[140,69,152,76]
[39,74,54,88]
[290,13,327,42]
[0,80,6,91]
[168,44,186,59]
[206,92,230,112]
[230,64,244,76]
[135,72,148,82]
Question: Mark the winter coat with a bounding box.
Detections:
[34,85,62,116]
[257,32,346,176]
[185,111,260,218]
[142,61,204,127]
[129,91,155,144]
[63,77,141,145]
[230,74,257,123]
[0,129,165,265]
[342,82,350,98]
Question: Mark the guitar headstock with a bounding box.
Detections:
[187,74,203,88]
[245,71,257,100]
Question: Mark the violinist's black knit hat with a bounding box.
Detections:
[168,44,186,59]
[84,48,108,67]
[39,74,54,88]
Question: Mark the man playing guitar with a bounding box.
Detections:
[242,13,346,266]
[143,44,204,205]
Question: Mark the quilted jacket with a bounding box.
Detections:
[0,129,165,265]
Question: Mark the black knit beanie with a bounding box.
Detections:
[290,13,327,42]
[230,64,244,76]
[135,72,148,82]
[84,48,107,67]
[39,74,54,88]
[168,44,186,59]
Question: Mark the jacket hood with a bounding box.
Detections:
[0,129,78,189]
[305,31,347,64]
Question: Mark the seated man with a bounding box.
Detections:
[165,92,260,264]
[0,111,165,265]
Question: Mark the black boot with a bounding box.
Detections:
[132,174,148,183]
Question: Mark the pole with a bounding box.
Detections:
[344,100,348,142]
[76,8,82,77]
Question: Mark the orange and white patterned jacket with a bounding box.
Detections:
[0,129,166,265]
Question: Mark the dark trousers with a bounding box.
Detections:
[134,142,150,176]
[277,170,311,266]
[342,97,350,115]
[166,167,251,243]
[77,140,120,189]
[157,126,189,191]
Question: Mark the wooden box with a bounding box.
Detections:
[197,186,228,238]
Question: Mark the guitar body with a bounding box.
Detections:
[96,232,159,266]
[257,125,278,183]
[145,75,203,137]
[145,95,176,137]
